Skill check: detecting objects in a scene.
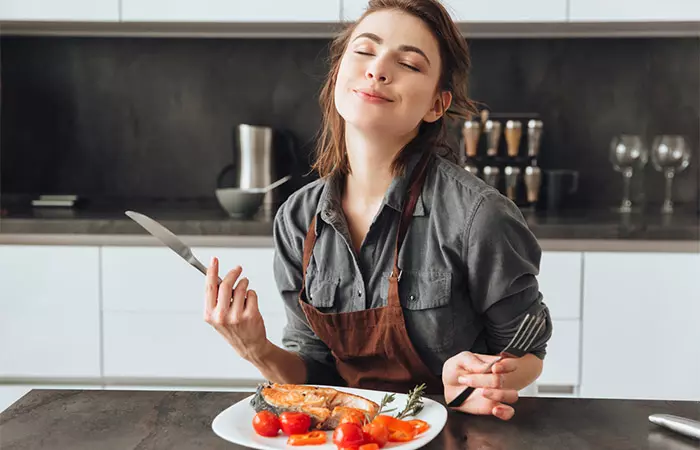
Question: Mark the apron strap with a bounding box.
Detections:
[391,151,433,281]
[301,215,318,297]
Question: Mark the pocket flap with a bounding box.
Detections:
[385,271,452,310]
[307,278,339,309]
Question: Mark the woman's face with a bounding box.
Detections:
[334,9,448,138]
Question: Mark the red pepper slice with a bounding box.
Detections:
[407,419,430,435]
[286,430,327,446]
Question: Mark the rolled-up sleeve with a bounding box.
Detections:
[463,191,553,359]
[272,203,345,385]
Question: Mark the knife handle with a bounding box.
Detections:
[649,414,700,440]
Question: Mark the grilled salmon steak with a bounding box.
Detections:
[249,383,380,430]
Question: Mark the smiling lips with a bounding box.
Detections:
[353,88,393,103]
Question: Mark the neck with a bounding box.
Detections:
[343,125,417,207]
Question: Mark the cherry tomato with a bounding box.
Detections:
[286,430,327,446]
[279,412,312,436]
[407,419,430,435]
[359,444,380,450]
[252,410,280,437]
[362,421,389,448]
[332,423,365,448]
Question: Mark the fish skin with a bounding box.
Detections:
[249,382,380,430]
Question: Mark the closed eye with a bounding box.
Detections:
[354,51,373,56]
[401,63,420,72]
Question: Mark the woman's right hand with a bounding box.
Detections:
[204,257,269,361]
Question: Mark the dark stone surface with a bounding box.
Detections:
[1,389,699,449]
[0,199,697,241]
[1,36,698,212]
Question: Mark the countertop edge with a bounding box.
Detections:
[0,233,699,253]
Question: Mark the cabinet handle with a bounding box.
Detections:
[536,384,576,395]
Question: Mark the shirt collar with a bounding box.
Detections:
[316,152,427,228]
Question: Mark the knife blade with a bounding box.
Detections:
[125,210,217,281]
[649,414,700,440]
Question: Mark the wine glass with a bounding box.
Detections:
[610,135,648,213]
[651,135,691,214]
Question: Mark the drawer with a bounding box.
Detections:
[102,246,285,315]
[538,252,582,319]
[102,310,287,381]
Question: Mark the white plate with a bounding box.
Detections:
[212,385,448,450]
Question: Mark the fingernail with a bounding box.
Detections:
[458,376,469,385]
[210,256,215,265]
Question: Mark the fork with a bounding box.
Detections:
[446,312,546,408]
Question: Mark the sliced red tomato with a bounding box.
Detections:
[332,423,366,448]
[279,412,312,436]
[388,429,415,442]
[407,419,430,435]
[251,410,280,437]
[362,421,389,448]
[286,430,327,446]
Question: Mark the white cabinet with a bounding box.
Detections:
[536,320,580,394]
[569,0,700,22]
[580,252,700,401]
[122,0,341,23]
[342,0,567,22]
[539,252,582,320]
[0,0,119,21]
[101,246,288,382]
[0,246,101,379]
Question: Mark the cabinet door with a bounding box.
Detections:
[580,252,700,401]
[0,0,119,21]
[538,252,582,320]
[569,0,700,22]
[101,246,289,381]
[536,319,580,394]
[0,246,101,378]
[122,0,341,22]
[342,0,567,22]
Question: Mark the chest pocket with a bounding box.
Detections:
[305,277,339,312]
[382,270,455,352]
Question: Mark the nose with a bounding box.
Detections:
[365,58,391,84]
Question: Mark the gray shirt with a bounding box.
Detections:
[272,152,553,386]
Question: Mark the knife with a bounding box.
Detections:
[125,210,221,282]
[649,414,700,440]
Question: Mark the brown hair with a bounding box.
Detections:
[311,0,477,178]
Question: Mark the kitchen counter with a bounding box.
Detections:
[1,389,699,450]
[0,199,698,252]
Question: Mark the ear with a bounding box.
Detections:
[423,91,453,123]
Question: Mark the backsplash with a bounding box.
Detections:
[1,35,698,211]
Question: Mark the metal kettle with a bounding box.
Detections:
[217,124,298,207]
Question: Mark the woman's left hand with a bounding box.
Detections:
[442,351,520,421]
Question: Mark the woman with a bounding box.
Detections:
[204,0,552,421]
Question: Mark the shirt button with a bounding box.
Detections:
[409,295,416,301]
[358,290,363,297]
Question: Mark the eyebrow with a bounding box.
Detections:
[353,32,431,67]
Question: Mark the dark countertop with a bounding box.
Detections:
[0,198,698,243]
[1,389,699,449]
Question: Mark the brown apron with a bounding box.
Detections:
[297,151,444,395]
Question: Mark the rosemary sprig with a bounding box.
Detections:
[394,383,426,420]
[367,393,396,422]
